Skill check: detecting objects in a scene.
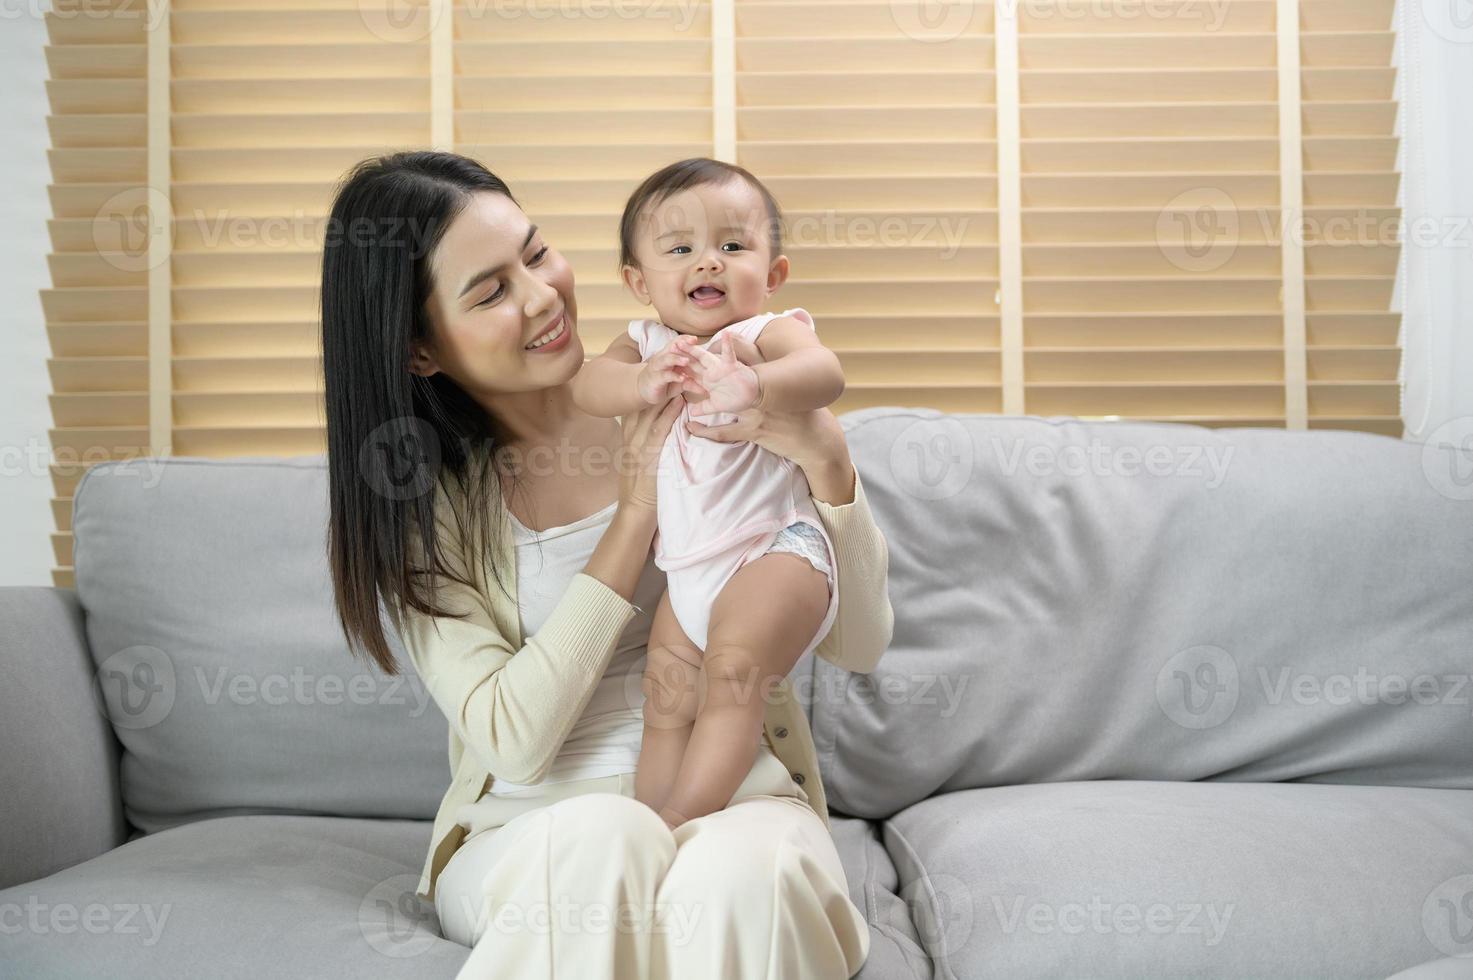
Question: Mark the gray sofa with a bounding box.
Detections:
[3,406,1471,979]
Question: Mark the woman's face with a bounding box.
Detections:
[411,191,582,394]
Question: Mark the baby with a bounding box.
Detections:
[570,158,847,831]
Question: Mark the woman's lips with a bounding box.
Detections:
[688,286,725,309]
[524,312,570,353]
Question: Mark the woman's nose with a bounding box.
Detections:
[523,273,558,318]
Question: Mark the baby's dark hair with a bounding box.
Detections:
[618,157,784,270]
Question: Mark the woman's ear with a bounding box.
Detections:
[765,254,790,294]
[621,263,653,305]
[407,342,439,378]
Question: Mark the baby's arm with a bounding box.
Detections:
[747,314,846,413]
[684,316,844,416]
[571,333,697,418]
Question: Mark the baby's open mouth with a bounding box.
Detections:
[688,285,725,307]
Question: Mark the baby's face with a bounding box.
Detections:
[623,178,785,337]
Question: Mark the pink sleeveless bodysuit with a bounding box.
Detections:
[626,307,840,656]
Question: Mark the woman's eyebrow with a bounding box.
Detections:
[457,224,539,299]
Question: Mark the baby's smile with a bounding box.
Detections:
[688,284,726,309]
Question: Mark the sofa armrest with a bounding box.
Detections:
[0,587,128,889]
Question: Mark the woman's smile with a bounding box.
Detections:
[525,310,572,353]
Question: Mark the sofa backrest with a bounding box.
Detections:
[73,412,1473,832]
[74,456,449,834]
[815,408,1473,818]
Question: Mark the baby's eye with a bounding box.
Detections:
[721,241,744,252]
[669,245,692,255]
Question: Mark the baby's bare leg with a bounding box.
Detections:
[657,552,830,828]
[634,589,704,815]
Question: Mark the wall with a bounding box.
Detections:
[0,12,58,588]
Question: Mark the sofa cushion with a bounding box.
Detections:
[828,815,937,980]
[0,815,466,979]
[72,456,450,834]
[817,408,1473,817]
[880,780,1473,979]
[0,587,127,889]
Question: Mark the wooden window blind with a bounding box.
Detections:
[41,0,1401,586]
[735,1,1003,413]
[454,0,716,359]
[44,0,149,587]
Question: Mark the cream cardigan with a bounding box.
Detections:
[398,457,894,902]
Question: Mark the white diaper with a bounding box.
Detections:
[665,518,838,656]
[762,520,833,578]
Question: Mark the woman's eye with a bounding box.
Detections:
[529,245,549,264]
[476,285,504,308]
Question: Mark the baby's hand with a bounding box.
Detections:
[635,336,697,405]
[685,337,761,416]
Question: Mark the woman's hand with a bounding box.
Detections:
[619,394,683,513]
[584,395,682,601]
[685,334,857,506]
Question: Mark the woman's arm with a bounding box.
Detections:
[400,397,682,784]
[803,433,893,675]
[400,559,641,786]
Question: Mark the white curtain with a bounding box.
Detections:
[1395,0,1473,448]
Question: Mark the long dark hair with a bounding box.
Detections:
[320,150,516,675]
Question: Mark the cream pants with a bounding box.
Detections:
[434,739,871,979]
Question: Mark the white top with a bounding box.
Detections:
[484,499,666,796]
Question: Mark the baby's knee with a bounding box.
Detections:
[700,643,783,712]
[642,644,702,723]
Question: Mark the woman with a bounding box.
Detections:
[321,151,893,979]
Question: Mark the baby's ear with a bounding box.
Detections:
[765,253,790,294]
[621,263,652,305]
